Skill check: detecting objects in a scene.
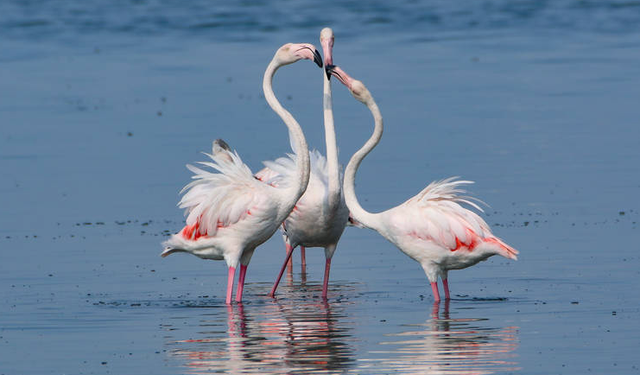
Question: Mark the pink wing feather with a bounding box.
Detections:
[400,178,518,258]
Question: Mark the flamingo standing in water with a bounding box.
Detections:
[326,65,518,302]
[161,43,323,305]
[257,28,349,299]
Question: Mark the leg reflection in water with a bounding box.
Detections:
[165,298,356,374]
[358,300,521,374]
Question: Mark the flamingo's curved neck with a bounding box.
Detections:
[262,59,310,213]
[343,95,383,230]
[323,71,342,214]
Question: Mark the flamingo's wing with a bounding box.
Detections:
[254,166,281,186]
[260,153,296,187]
[309,149,330,186]
[412,177,485,212]
[398,177,492,250]
[178,140,268,238]
[261,149,333,189]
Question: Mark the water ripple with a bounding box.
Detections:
[164,299,357,374]
[357,301,520,374]
[160,282,519,374]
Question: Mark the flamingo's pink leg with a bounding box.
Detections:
[431,282,441,303]
[226,267,236,305]
[285,243,293,271]
[442,278,451,300]
[322,258,332,299]
[269,245,295,297]
[235,264,248,303]
[300,246,307,273]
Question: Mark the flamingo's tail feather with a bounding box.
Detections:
[486,237,518,260]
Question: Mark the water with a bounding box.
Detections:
[2,1,640,374]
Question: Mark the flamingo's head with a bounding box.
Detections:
[327,65,371,104]
[320,27,335,74]
[275,43,322,68]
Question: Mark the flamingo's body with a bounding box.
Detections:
[255,151,348,252]
[327,65,518,302]
[256,150,349,298]
[161,43,323,304]
[261,28,349,299]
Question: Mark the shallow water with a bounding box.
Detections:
[2,1,640,374]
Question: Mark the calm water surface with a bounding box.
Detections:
[1,1,640,374]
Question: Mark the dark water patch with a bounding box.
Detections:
[3,0,640,43]
[89,281,364,312]
[4,206,636,241]
[91,298,225,309]
[453,296,510,302]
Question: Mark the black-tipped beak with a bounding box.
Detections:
[312,49,323,68]
[325,64,350,89]
[325,64,336,79]
[324,64,332,80]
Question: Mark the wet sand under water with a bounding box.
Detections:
[2,3,640,373]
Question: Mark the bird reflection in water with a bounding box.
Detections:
[165,298,355,374]
[359,300,520,374]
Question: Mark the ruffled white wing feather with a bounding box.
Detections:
[258,149,333,190]
[177,140,267,237]
[397,177,492,250]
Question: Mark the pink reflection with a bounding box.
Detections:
[167,300,354,374]
[359,300,520,374]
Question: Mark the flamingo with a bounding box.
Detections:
[161,43,323,305]
[256,28,349,299]
[326,65,518,302]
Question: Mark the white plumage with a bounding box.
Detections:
[256,150,349,295]
[178,143,266,239]
[256,150,348,250]
[163,140,277,260]
[381,178,518,282]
